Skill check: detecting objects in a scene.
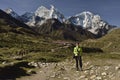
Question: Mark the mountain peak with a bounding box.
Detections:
[67,11,114,36]
[75,11,93,17]
[4,8,13,14]
[4,8,20,19]
[50,5,55,10]
[36,5,48,11]
[35,5,64,21]
[81,11,93,15]
[35,5,50,19]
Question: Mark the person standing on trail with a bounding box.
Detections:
[73,43,83,71]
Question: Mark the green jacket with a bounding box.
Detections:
[73,46,82,56]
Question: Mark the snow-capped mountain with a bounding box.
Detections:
[21,5,65,26]
[35,5,65,22]
[67,11,113,35]
[4,8,21,20]
[35,6,50,19]
[21,12,36,26]
[21,12,34,22]
[4,6,115,37]
[49,5,65,22]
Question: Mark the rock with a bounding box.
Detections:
[90,75,96,79]
[34,63,38,67]
[115,66,120,70]
[101,72,107,76]
[63,77,70,80]
[51,49,55,52]
[10,62,14,65]
[104,66,109,70]
[97,67,101,70]
[84,78,89,80]
[79,75,86,79]
[89,65,94,70]
[90,70,94,75]
[58,76,61,79]
[87,62,90,65]
[76,70,79,73]
[96,76,102,80]
[118,71,120,74]
[28,69,32,72]
[28,69,36,74]
[84,62,90,66]
[2,61,7,64]
[39,71,43,73]
[118,64,120,66]
[28,62,31,65]
[109,73,115,78]
[31,71,36,74]
[84,70,89,74]
[28,61,38,67]
[111,77,116,80]
[59,67,65,71]
[54,63,58,69]
[50,72,56,78]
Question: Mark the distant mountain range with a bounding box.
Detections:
[3,5,116,38]
[0,9,95,41]
[34,18,95,41]
[0,9,37,35]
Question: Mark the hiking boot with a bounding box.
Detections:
[80,68,83,71]
[76,68,79,71]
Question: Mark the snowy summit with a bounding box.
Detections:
[67,11,111,35]
[4,5,114,36]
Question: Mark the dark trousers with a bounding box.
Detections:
[74,56,82,70]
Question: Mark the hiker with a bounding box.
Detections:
[73,43,83,71]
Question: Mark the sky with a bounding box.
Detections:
[0,0,120,26]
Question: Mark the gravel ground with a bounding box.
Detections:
[17,58,120,80]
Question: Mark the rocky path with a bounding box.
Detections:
[17,59,120,80]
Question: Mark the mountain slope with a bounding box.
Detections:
[34,18,95,41]
[81,28,120,52]
[4,8,19,19]
[4,8,24,21]
[21,12,34,22]
[0,9,37,35]
[67,11,115,37]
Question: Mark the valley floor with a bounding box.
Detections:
[17,56,120,80]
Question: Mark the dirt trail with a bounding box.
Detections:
[17,58,120,80]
